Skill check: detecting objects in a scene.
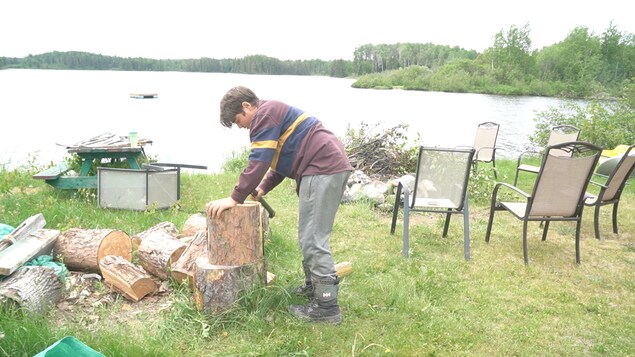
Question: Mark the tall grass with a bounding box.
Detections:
[1,160,634,356]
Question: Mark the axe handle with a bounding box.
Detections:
[253,191,275,218]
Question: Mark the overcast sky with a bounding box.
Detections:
[2,0,633,61]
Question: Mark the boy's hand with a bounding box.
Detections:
[206,197,238,219]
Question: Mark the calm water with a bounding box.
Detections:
[0,69,579,172]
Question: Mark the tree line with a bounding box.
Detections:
[1,22,633,98]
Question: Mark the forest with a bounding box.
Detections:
[1,22,633,98]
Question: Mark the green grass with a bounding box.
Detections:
[1,160,634,356]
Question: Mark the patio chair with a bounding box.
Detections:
[513,125,581,185]
[584,144,635,239]
[471,122,500,179]
[485,141,602,264]
[390,146,475,259]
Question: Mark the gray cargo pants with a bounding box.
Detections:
[297,171,350,279]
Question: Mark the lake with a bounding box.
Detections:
[0,69,580,173]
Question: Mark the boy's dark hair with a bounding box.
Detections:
[219,86,259,128]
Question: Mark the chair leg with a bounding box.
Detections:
[593,204,601,240]
[523,220,529,264]
[485,196,497,243]
[390,184,402,235]
[612,201,620,235]
[463,194,470,261]
[442,210,451,237]
[492,160,498,180]
[575,219,582,264]
[403,189,410,258]
[541,220,550,241]
[513,169,520,186]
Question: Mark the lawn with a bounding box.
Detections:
[1,159,634,356]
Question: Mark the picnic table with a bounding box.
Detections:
[33,133,152,189]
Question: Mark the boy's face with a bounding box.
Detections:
[235,102,257,129]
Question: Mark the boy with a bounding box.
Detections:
[207,86,353,324]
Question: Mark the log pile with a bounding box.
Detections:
[52,228,132,273]
[99,255,157,302]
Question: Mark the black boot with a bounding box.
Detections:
[293,261,314,298]
[289,277,341,324]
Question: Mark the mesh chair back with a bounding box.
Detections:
[473,122,499,162]
[530,142,601,217]
[603,146,635,201]
[547,125,580,157]
[412,147,475,210]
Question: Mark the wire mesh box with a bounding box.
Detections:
[97,167,179,210]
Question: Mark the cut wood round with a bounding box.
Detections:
[0,266,63,313]
[137,231,186,280]
[207,202,264,268]
[53,228,131,273]
[99,255,157,302]
[171,230,207,286]
[193,257,264,313]
[131,221,179,250]
[182,213,206,237]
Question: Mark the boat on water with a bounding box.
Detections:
[130,93,158,99]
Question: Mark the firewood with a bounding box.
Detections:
[193,257,264,313]
[335,261,353,278]
[171,230,207,286]
[99,255,157,302]
[137,230,186,280]
[207,202,265,270]
[53,228,131,273]
[131,221,179,250]
[0,266,63,313]
[182,213,206,237]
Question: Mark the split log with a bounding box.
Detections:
[131,221,179,250]
[207,202,265,271]
[193,257,263,313]
[0,266,63,313]
[99,255,157,302]
[335,261,353,278]
[182,213,206,237]
[0,229,60,276]
[171,230,207,286]
[53,228,131,273]
[137,230,186,280]
[0,213,46,253]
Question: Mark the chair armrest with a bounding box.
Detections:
[516,150,541,167]
[589,180,608,190]
[494,182,530,199]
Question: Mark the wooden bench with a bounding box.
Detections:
[32,161,71,180]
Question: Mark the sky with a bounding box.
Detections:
[2,0,634,61]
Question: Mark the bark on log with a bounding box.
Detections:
[99,255,157,302]
[182,213,206,237]
[207,202,264,269]
[193,257,264,313]
[53,228,131,273]
[131,221,179,250]
[171,230,207,286]
[137,230,186,280]
[0,266,63,313]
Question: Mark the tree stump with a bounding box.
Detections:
[0,266,63,313]
[171,230,207,286]
[99,255,157,302]
[182,213,206,237]
[137,230,186,280]
[131,221,179,250]
[53,228,131,273]
[194,257,261,313]
[195,202,267,312]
